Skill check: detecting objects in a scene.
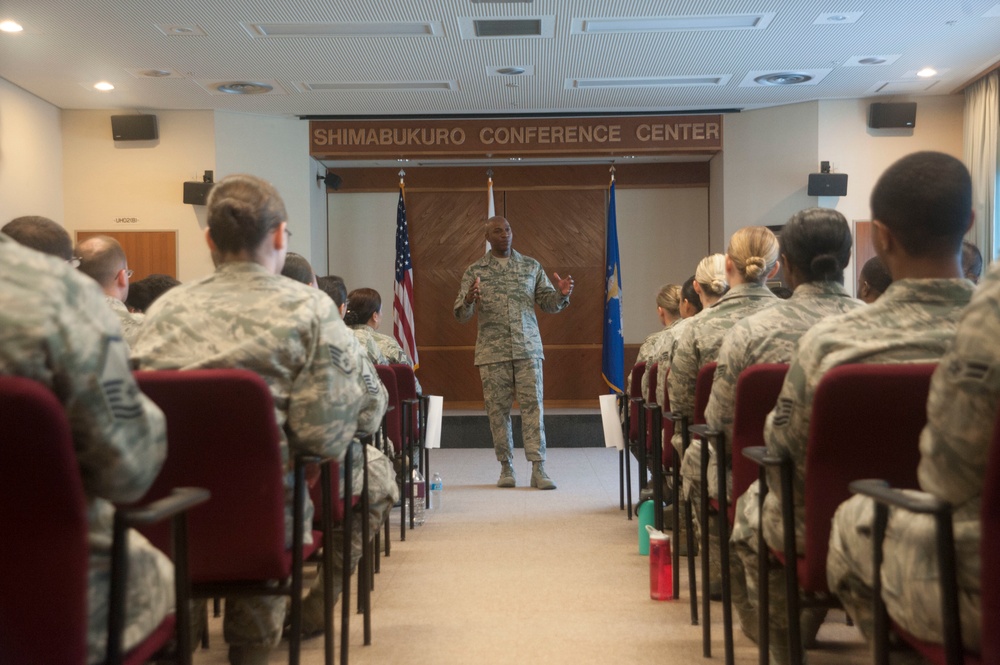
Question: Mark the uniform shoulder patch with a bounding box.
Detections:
[770,396,794,428]
[99,336,144,420]
[362,372,381,395]
[328,344,354,375]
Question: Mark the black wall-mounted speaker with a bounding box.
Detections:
[111,114,159,141]
[868,102,917,129]
[808,173,848,197]
[183,181,214,205]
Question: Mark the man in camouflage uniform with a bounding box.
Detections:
[76,235,145,348]
[2,215,75,261]
[0,233,171,664]
[704,208,863,640]
[737,151,976,664]
[454,216,573,490]
[827,256,998,658]
[133,174,387,665]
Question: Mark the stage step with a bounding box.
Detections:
[440,410,605,449]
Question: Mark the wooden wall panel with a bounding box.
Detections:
[75,230,177,280]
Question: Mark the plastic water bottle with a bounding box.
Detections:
[411,469,426,526]
[430,472,443,510]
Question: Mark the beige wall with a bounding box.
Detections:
[0,77,63,223]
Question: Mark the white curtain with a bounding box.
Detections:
[963,70,999,264]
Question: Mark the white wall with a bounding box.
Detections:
[327,192,398,303]
[61,110,217,281]
[0,79,63,222]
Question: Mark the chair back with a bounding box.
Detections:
[729,364,788,521]
[391,363,420,444]
[660,366,675,465]
[801,363,936,592]
[0,376,88,665]
[628,361,646,443]
[376,365,402,453]
[981,406,1000,664]
[693,362,718,426]
[645,362,658,450]
[134,369,288,583]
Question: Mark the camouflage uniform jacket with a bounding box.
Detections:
[106,296,144,349]
[668,282,778,423]
[704,281,863,452]
[350,324,389,366]
[655,314,698,410]
[762,277,974,553]
[133,261,387,498]
[453,249,569,366]
[635,319,680,402]
[371,329,423,393]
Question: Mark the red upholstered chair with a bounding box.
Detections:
[625,361,647,520]
[693,362,718,652]
[743,363,936,665]
[0,375,206,665]
[375,365,407,544]
[848,396,1000,665]
[391,364,424,531]
[691,363,788,665]
[134,369,324,665]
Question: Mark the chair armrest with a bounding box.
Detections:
[741,445,785,467]
[116,487,210,527]
[689,424,719,440]
[848,479,952,516]
[663,410,678,422]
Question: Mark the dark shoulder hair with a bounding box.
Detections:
[207,174,287,254]
[860,256,892,294]
[317,275,347,307]
[681,275,702,313]
[281,252,315,285]
[778,207,852,284]
[870,152,971,257]
[2,216,73,260]
[125,273,181,312]
[962,240,983,282]
[343,287,382,326]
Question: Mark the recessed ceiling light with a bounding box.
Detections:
[496,67,526,75]
[755,72,813,85]
[916,67,938,78]
[843,54,901,67]
[0,20,23,33]
[215,81,273,95]
[93,81,115,91]
[155,24,207,36]
[813,12,863,24]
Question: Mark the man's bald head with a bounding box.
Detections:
[76,235,128,289]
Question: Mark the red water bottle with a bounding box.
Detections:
[647,527,673,600]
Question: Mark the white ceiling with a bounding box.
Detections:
[1,0,998,119]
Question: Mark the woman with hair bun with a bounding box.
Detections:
[650,275,705,411]
[345,287,422,392]
[696,209,865,642]
[631,283,683,399]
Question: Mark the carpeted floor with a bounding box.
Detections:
[194,448,870,664]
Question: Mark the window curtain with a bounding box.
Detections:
[963,70,999,264]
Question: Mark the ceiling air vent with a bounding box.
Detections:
[566,75,730,89]
[458,16,554,39]
[739,69,831,87]
[755,72,812,85]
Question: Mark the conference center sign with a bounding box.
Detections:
[309,115,722,159]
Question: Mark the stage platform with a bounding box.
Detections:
[439,408,605,449]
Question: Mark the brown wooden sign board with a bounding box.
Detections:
[310,114,722,159]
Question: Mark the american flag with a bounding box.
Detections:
[393,184,419,368]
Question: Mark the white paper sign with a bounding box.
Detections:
[424,395,444,449]
[599,393,624,450]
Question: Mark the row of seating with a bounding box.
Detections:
[621,360,999,665]
[0,363,429,665]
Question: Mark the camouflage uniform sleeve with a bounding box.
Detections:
[287,302,379,461]
[918,272,1000,505]
[668,322,700,420]
[534,264,570,314]
[65,277,167,503]
[454,265,478,323]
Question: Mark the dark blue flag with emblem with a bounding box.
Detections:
[602,176,624,394]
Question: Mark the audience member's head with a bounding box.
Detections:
[655,283,682,326]
[962,240,983,284]
[2,216,74,261]
[870,151,972,265]
[778,207,853,289]
[317,275,348,318]
[75,235,130,299]
[206,174,288,270]
[344,287,383,328]
[125,273,181,313]
[694,254,729,304]
[680,275,702,317]
[726,226,780,285]
[858,256,892,303]
[281,252,316,287]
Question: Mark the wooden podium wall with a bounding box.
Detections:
[409,186,606,408]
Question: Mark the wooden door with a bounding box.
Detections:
[854,221,874,291]
[75,230,177,280]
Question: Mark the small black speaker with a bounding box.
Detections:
[183,181,214,205]
[808,173,848,197]
[868,102,917,129]
[111,114,158,141]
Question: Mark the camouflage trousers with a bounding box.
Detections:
[218,446,400,650]
[479,358,546,462]
[88,520,174,664]
[731,481,827,665]
[828,493,982,653]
